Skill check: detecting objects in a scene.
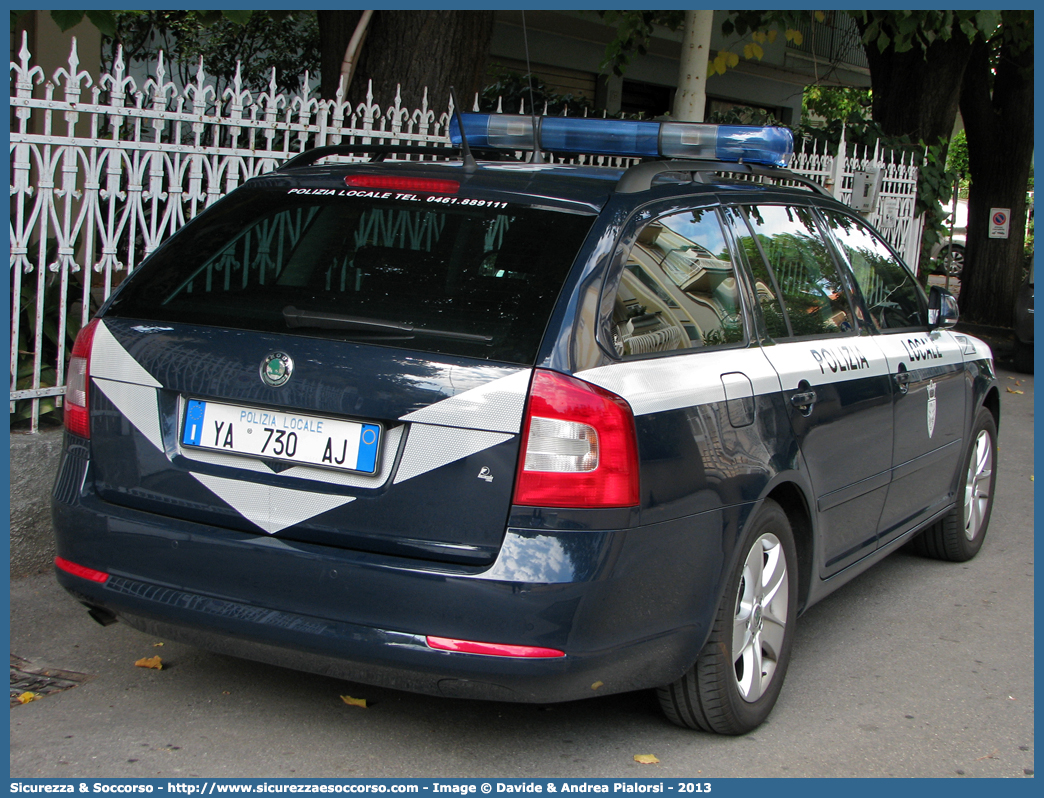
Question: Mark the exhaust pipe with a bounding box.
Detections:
[85,605,118,627]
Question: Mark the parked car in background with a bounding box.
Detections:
[933,236,966,277]
[931,200,968,277]
[1014,258,1034,372]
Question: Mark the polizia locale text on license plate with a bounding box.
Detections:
[181,398,381,473]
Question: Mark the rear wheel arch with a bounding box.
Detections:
[981,386,1000,431]
[765,481,814,614]
[658,496,799,733]
[908,405,997,562]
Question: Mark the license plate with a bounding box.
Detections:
[181,399,381,474]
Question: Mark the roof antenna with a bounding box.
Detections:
[449,86,478,174]
[521,11,544,164]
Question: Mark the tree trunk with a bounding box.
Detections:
[857,27,972,145]
[957,27,1034,326]
[672,10,713,122]
[318,10,495,111]
[317,10,364,101]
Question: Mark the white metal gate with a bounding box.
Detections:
[792,125,924,268]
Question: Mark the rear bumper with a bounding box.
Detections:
[59,571,690,703]
[53,458,738,704]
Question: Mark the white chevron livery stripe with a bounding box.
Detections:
[398,369,530,433]
[189,473,356,534]
[577,347,782,417]
[93,378,164,452]
[578,333,984,420]
[91,321,162,387]
[394,424,514,484]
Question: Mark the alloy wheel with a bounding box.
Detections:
[732,532,789,702]
[964,429,993,541]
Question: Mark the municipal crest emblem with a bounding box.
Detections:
[926,380,937,438]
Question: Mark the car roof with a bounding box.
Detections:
[262,158,627,214]
[255,150,832,216]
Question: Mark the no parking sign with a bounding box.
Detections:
[989,207,1011,238]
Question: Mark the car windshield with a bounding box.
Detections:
[106,187,595,364]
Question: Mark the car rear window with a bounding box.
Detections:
[105,187,595,364]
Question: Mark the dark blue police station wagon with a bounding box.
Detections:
[52,114,999,734]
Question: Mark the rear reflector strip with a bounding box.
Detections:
[55,557,109,583]
[344,175,460,194]
[426,636,565,658]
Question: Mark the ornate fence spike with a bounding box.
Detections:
[100,45,137,145]
[13,30,45,97]
[55,36,93,111]
[291,70,319,152]
[225,61,253,137]
[145,51,176,143]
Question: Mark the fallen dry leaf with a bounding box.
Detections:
[16,691,40,704]
[634,754,659,765]
[591,681,604,691]
[135,656,163,670]
[340,695,367,708]
[153,642,164,647]
[1006,387,1024,394]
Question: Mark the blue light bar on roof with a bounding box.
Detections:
[449,113,794,168]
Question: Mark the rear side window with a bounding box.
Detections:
[105,189,595,365]
[725,206,789,340]
[823,211,926,330]
[611,208,745,356]
[741,205,856,338]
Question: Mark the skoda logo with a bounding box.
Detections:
[260,352,293,388]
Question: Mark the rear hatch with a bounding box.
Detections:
[88,168,600,565]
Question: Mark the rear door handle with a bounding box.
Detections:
[895,369,911,393]
[790,390,818,411]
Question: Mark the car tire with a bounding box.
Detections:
[939,244,965,277]
[908,407,997,562]
[1012,339,1034,374]
[657,499,798,734]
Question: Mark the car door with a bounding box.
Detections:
[822,211,966,545]
[731,204,895,577]
[589,203,786,525]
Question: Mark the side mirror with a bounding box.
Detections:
[928,285,959,330]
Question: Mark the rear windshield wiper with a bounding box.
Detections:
[282,306,493,343]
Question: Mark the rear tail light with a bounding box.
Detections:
[513,370,639,508]
[64,318,100,438]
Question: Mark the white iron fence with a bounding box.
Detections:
[10,36,921,431]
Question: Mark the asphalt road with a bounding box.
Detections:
[9,368,1034,779]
